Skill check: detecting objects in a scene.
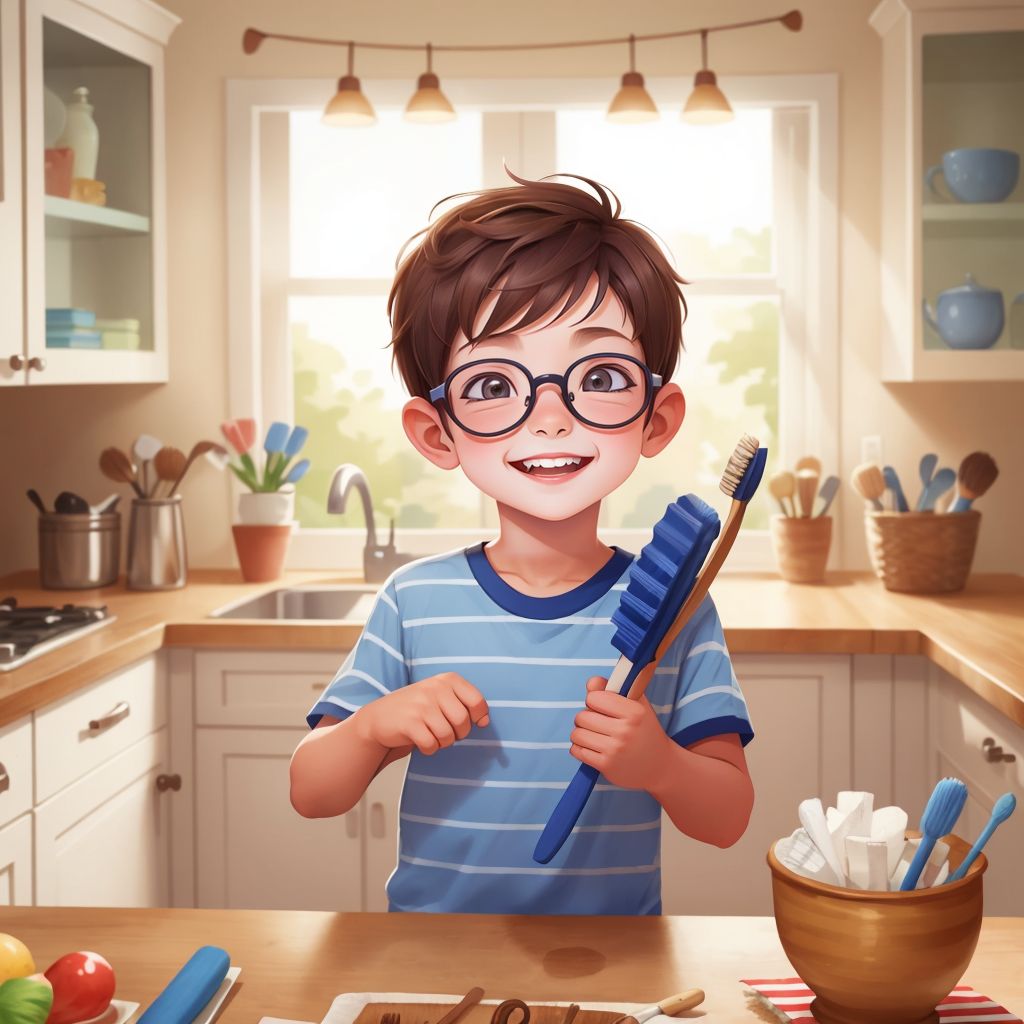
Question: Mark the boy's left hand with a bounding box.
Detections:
[569,676,673,791]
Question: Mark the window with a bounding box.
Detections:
[229,76,837,569]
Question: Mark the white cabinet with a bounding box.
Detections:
[0,815,33,905]
[4,0,177,385]
[35,728,172,906]
[871,1,1024,381]
[0,716,34,828]
[363,757,406,912]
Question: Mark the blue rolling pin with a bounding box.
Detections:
[138,946,231,1024]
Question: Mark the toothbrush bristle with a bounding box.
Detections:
[720,434,761,498]
[922,777,968,835]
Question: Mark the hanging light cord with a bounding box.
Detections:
[243,10,802,57]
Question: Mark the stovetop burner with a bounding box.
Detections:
[0,597,116,670]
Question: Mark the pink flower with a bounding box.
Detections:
[221,418,257,455]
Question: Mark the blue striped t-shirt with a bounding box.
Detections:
[306,543,754,915]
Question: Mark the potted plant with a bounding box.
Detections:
[221,418,310,581]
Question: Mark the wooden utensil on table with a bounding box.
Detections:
[153,446,188,498]
[435,988,485,1024]
[609,990,706,1024]
[100,446,145,498]
[951,451,999,512]
[769,470,796,516]
[796,468,819,517]
[851,462,885,510]
[170,440,227,495]
[795,455,822,477]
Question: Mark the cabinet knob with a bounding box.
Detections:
[156,773,182,792]
[28,356,46,372]
[0,763,9,794]
[8,354,25,371]
[370,801,385,839]
[345,809,359,839]
[982,737,1017,764]
[88,700,131,733]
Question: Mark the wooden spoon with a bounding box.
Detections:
[169,440,228,495]
[769,471,796,517]
[99,447,144,498]
[851,462,885,511]
[434,987,485,1024]
[795,455,822,477]
[153,446,188,499]
[796,468,820,518]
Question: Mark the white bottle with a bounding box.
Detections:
[57,86,99,180]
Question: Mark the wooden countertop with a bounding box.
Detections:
[1,568,1023,729]
[3,908,1023,1023]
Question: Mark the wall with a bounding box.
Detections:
[1,0,1021,578]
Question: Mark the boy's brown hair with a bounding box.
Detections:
[387,167,688,399]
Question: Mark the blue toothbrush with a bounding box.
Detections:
[883,465,909,512]
[533,436,767,864]
[900,777,968,890]
[138,946,231,1024]
[946,793,1016,883]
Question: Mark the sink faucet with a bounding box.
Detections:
[327,464,415,583]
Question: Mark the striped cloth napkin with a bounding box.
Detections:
[741,978,1021,1023]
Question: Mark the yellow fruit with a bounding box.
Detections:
[0,934,35,983]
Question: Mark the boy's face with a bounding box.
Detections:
[404,274,684,523]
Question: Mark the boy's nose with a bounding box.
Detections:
[528,383,574,438]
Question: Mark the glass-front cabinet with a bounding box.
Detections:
[6,0,177,386]
[872,2,1024,382]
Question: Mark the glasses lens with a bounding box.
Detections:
[446,361,533,435]
[568,356,649,427]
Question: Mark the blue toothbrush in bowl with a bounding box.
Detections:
[900,777,968,890]
[533,435,767,864]
[946,792,1016,883]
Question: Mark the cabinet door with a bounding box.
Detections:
[35,728,171,906]
[0,814,33,905]
[363,757,407,912]
[195,728,362,911]
[0,0,25,385]
[661,654,852,915]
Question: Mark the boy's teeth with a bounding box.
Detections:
[523,457,582,469]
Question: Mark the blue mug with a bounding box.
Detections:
[925,148,1020,203]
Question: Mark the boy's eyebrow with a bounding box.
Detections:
[458,325,638,352]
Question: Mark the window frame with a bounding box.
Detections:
[227,74,838,572]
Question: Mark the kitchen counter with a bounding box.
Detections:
[1,568,1023,728]
[3,908,1023,1023]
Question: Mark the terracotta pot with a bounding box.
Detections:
[767,831,986,1024]
[231,524,292,583]
[770,514,832,583]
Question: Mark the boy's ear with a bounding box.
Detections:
[641,383,685,458]
[402,397,461,470]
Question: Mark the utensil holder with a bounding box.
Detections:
[38,511,120,589]
[770,514,832,583]
[127,496,187,591]
[865,510,980,594]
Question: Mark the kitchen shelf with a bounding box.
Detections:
[923,202,1024,240]
[44,196,150,238]
[903,347,1024,383]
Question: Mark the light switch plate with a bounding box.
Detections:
[861,435,883,465]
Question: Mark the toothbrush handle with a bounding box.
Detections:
[951,495,973,514]
[533,763,599,864]
[900,835,936,891]
[947,817,999,882]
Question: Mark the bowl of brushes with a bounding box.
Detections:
[851,452,997,594]
[768,457,839,583]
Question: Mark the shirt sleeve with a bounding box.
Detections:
[655,594,754,749]
[306,578,408,729]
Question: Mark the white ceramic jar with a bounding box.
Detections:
[57,86,99,180]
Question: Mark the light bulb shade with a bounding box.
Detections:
[606,70,659,124]
[405,72,456,123]
[322,74,376,126]
[682,69,734,125]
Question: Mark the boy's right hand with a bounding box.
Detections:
[353,672,490,756]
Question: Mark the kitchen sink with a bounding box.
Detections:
[209,585,380,621]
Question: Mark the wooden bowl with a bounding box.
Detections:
[767,832,986,1024]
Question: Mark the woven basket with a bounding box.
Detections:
[864,510,981,593]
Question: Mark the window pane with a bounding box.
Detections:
[601,296,780,532]
[289,109,483,279]
[555,108,773,276]
[290,295,481,529]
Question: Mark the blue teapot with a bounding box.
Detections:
[923,273,1004,350]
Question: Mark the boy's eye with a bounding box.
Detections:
[461,373,517,401]
[581,364,635,393]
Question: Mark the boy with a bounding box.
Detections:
[290,168,755,915]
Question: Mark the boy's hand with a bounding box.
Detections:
[570,676,673,791]
[354,672,490,757]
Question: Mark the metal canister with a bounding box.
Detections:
[38,512,121,589]
[126,496,188,590]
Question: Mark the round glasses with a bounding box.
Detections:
[428,352,662,438]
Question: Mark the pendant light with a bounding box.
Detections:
[683,30,733,124]
[606,34,658,123]
[405,43,456,122]
[322,41,376,126]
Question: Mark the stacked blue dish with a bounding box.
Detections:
[46,308,101,348]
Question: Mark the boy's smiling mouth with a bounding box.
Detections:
[508,453,595,478]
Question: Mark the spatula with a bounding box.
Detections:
[815,475,840,517]
[899,777,967,890]
[916,467,956,512]
[946,792,1016,883]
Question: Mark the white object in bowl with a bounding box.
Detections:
[799,797,847,882]
[238,488,295,525]
[870,805,909,876]
[776,827,842,886]
[44,87,67,146]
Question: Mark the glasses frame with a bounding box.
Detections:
[428,352,663,438]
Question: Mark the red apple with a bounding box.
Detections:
[44,952,115,1024]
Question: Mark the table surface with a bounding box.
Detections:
[3,909,1023,1024]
